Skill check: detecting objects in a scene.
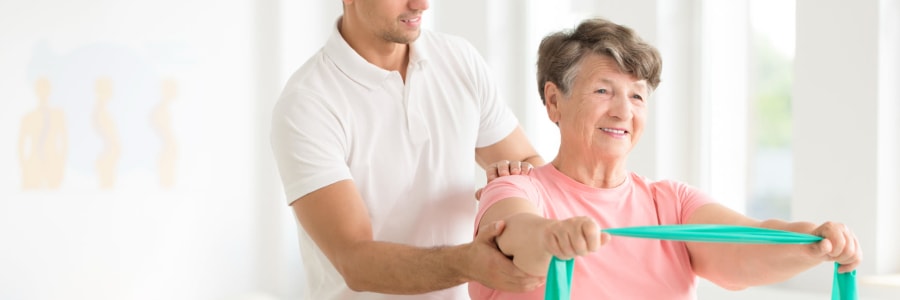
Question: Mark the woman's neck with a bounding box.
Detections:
[551,150,628,189]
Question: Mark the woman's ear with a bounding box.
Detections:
[544,82,562,124]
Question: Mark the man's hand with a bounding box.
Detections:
[808,221,862,273]
[476,160,535,200]
[464,220,544,292]
[486,160,535,182]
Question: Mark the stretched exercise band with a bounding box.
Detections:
[544,224,858,300]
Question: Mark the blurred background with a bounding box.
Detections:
[1,0,898,299]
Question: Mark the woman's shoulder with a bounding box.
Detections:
[485,173,544,191]
[629,172,697,195]
[481,168,551,203]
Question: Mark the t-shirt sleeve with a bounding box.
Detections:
[457,39,518,148]
[270,89,352,205]
[665,180,716,224]
[474,175,541,235]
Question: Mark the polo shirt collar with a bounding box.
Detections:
[408,33,429,69]
[324,17,430,90]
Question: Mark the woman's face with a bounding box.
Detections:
[546,53,649,161]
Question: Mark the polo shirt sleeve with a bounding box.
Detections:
[458,40,519,148]
[270,89,352,205]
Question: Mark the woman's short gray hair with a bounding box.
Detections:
[536,18,662,104]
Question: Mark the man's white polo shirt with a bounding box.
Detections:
[270,23,518,300]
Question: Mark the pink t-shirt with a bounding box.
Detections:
[470,164,714,300]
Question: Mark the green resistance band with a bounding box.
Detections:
[544,224,858,300]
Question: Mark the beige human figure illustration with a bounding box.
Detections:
[93,77,120,189]
[151,79,178,188]
[17,77,68,190]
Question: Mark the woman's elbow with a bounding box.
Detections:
[696,272,750,291]
[693,264,751,291]
[715,280,750,291]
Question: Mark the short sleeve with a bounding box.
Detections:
[456,39,518,148]
[474,175,542,234]
[664,180,716,224]
[270,89,352,205]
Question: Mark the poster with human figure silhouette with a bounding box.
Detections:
[152,79,178,189]
[18,77,68,190]
[92,77,121,189]
[0,1,269,299]
[8,40,191,191]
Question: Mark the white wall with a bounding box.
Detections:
[790,1,900,291]
[793,0,880,275]
[1,0,274,299]
[877,0,900,277]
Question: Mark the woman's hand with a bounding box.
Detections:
[540,216,610,260]
[502,215,610,276]
[809,221,862,273]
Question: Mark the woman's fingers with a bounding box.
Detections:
[810,221,863,272]
[544,217,604,259]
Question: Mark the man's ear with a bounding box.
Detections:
[544,82,562,124]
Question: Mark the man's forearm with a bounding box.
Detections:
[523,154,545,167]
[337,240,469,294]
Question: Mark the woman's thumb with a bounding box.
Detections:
[810,239,833,257]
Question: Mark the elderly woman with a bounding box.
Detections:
[468,18,861,299]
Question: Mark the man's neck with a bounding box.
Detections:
[339,16,410,78]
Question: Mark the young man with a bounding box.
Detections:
[270,0,544,299]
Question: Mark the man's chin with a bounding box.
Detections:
[387,30,421,44]
[409,31,422,43]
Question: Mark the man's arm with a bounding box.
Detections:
[475,126,544,171]
[477,196,607,277]
[474,126,544,199]
[292,179,542,294]
[685,203,862,290]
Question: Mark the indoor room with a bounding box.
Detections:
[1,0,897,299]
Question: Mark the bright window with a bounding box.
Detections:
[746,0,795,220]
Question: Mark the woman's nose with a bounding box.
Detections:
[608,94,633,120]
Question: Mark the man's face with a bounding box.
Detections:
[348,0,429,44]
[552,53,649,160]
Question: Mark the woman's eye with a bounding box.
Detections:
[596,89,608,94]
[632,94,644,101]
